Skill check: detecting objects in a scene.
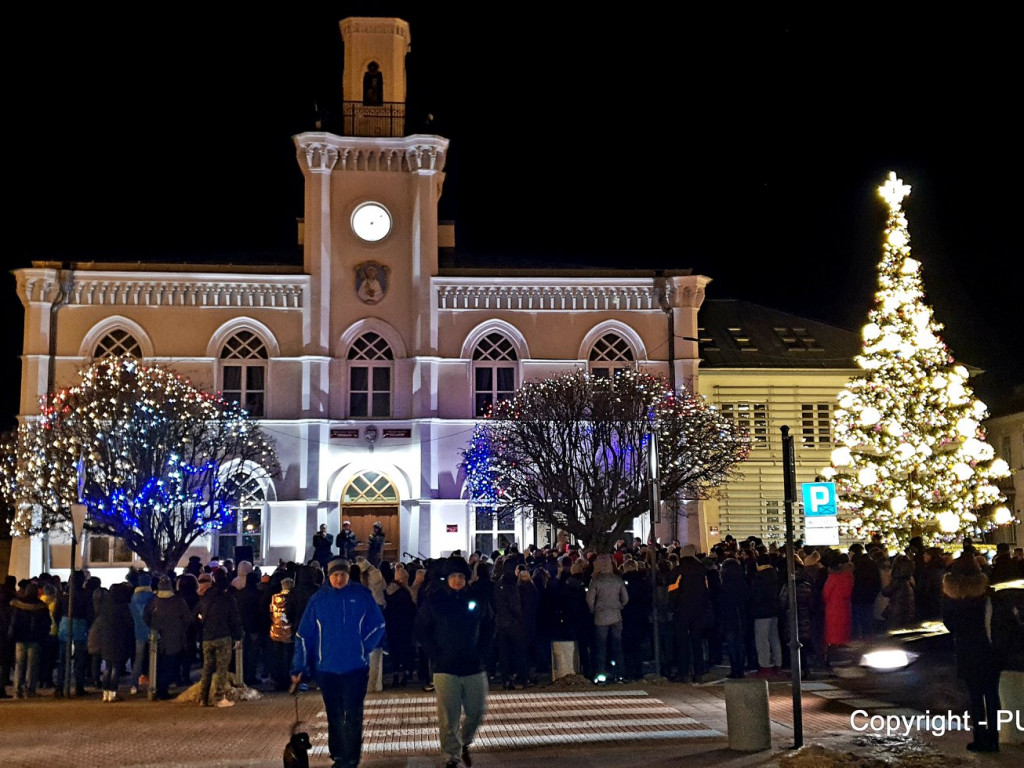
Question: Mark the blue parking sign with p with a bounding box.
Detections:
[802,482,837,516]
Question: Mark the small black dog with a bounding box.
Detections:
[283,731,312,768]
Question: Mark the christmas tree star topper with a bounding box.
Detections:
[878,172,911,211]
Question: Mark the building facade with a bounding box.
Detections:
[8,17,865,582]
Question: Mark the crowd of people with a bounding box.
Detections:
[2,531,1021,755]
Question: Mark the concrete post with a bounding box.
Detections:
[998,670,1023,745]
[725,678,772,751]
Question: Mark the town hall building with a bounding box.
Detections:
[9,17,865,582]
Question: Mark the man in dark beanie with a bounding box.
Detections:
[416,555,495,768]
[291,558,385,768]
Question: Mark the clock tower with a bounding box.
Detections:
[294,17,448,419]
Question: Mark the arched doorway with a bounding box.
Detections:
[341,470,400,564]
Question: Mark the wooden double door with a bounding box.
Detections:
[343,505,400,564]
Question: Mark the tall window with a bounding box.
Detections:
[588,332,634,379]
[473,333,517,416]
[801,403,832,448]
[94,329,142,358]
[348,332,393,418]
[720,402,769,449]
[218,469,267,563]
[473,505,516,556]
[220,331,268,417]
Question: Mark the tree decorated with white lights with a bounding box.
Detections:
[0,356,280,574]
[820,173,1010,550]
[461,369,749,552]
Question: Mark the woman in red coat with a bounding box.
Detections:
[821,553,855,665]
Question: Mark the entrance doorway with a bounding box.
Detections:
[341,471,400,565]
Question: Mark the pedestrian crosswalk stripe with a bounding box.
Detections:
[312,690,723,757]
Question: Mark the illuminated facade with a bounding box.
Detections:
[7,17,866,581]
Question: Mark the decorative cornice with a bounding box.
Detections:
[15,268,306,309]
[434,278,660,312]
[339,17,411,45]
[294,133,448,175]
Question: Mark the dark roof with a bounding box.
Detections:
[697,299,861,369]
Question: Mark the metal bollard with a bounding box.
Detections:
[233,642,244,687]
[148,630,158,701]
[725,678,772,751]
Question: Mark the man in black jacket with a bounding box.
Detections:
[193,569,243,707]
[415,555,495,768]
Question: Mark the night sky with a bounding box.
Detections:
[3,5,1020,429]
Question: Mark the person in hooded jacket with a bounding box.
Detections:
[144,576,192,699]
[416,556,496,768]
[586,553,629,683]
[9,582,51,698]
[943,553,1002,753]
[93,582,135,702]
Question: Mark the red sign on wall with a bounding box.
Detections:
[446,524,458,533]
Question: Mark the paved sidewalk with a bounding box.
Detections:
[0,672,1020,768]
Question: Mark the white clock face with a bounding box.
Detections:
[351,202,392,242]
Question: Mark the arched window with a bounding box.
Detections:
[588,332,634,379]
[218,468,269,564]
[348,332,393,418]
[343,471,399,504]
[220,331,268,417]
[94,329,142,359]
[473,332,517,417]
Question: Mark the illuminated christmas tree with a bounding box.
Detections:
[0,355,279,573]
[461,369,749,551]
[821,173,1011,550]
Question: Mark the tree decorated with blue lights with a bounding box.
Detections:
[820,173,1011,551]
[0,356,279,574]
[461,369,749,552]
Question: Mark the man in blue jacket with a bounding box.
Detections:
[291,558,385,768]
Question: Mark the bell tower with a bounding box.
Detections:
[339,17,410,137]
